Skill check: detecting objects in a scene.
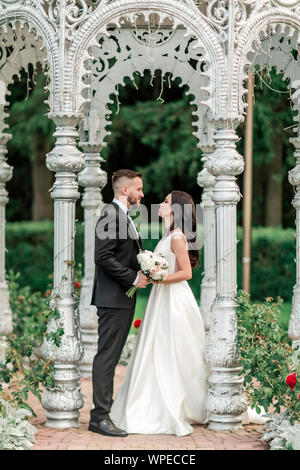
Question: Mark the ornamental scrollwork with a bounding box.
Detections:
[85,26,211,147]
[130,27,176,47]
[0,0,101,42]
[37,0,97,41]
[205,1,259,42]
[204,0,299,46]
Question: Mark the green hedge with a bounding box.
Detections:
[237,226,295,301]
[5,221,296,301]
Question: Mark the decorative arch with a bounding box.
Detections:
[83,26,214,148]
[234,10,300,125]
[0,6,59,112]
[65,0,225,117]
[0,21,51,135]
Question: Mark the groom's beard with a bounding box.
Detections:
[128,193,140,206]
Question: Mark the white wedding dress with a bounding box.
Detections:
[110,229,209,436]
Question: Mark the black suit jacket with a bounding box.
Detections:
[91,201,143,309]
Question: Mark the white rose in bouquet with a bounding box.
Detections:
[126,250,169,298]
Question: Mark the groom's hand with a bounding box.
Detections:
[135,271,149,288]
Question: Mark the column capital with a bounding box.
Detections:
[47,112,85,128]
[77,149,107,190]
[212,118,243,131]
[197,145,216,189]
[199,144,215,156]
[197,167,216,189]
[206,128,244,178]
[79,141,103,155]
[46,114,85,174]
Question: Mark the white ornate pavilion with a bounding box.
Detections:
[0,0,299,431]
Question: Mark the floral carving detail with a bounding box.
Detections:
[211,0,228,26]
[42,385,84,411]
[197,167,216,188]
[207,384,248,416]
[131,28,176,47]
[46,154,85,173]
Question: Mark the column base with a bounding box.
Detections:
[45,410,81,429]
[41,364,84,428]
[206,366,247,431]
[207,414,243,431]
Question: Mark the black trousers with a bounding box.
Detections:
[90,304,135,422]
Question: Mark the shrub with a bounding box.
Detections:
[261,411,300,450]
[0,271,63,415]
[237,291,300,422]
[0,399,37,450]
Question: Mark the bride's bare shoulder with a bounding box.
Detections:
[170,228,186,239]
[170,229,187,253]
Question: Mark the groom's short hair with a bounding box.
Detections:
[112,169,143,190]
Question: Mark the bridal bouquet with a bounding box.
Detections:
[126,250,169,298]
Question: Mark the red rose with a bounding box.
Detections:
[298,395,300,401]
[286,373,297,390]
[75,280,81,289]
[133,319,142,328]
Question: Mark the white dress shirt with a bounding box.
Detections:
[112,198,139,287]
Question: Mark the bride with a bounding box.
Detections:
[110,190,208,436]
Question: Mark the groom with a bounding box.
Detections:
[89,169,149,437]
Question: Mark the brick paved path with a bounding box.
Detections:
[29,365,267,450]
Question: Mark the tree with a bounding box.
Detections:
[6,64,55,221]
[237,67,296,227]
[101,71,203,207]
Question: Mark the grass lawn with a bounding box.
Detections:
[131,288,292,335]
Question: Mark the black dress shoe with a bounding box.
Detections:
[88,417,128,437]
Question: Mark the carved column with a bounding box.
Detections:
[288,137,300,351]
[197,145,216,334]
[206,122,247,430]
[0,132,13,362]
[41,113,85,428]
[77,144,107,377]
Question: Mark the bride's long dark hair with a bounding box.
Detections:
[168,190,200,269]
